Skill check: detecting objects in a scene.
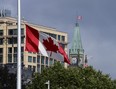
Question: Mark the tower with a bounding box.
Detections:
[69,22,84,67]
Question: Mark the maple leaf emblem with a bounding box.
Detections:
[43,37,59,53]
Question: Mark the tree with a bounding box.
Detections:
[0,65,27,89]
[27,62,116,89]
[0,66,16,89]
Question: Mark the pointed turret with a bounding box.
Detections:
[69,22,84,66]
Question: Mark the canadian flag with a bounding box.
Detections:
[25,24,70,64]
[77,16,82,20]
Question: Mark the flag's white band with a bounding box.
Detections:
[39,40,48,57]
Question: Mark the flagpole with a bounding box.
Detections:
[17,0,21,89]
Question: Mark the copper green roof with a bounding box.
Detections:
[70,23,84,55]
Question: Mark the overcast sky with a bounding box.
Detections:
[1,0,116,79]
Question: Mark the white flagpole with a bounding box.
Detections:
[17,0,21,89]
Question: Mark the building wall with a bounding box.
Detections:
[0,17,68,72]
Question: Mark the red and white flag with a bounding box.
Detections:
[25,24,70,64]
[77,16,82,20]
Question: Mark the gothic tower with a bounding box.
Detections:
[69,22,84,67]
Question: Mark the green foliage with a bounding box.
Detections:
[0,66,27,89]
[27,62,116,89]
[0,66,16,89]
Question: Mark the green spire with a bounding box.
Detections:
[70,23,84,55]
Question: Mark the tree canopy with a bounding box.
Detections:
[27,62,116,89]
[0,66,16,89]
[0,66,26,89]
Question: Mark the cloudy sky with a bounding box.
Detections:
[1,0,116,79]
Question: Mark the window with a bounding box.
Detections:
[0,55,3,63]
[8,48,12,53]
[28,56,32,62]
[8,54,12,62]
[8,38,13,44]
[14,54,17,62]
[8,28,24,35]
[0,48,3,63]
[61,36,65,42]
[8,29,17,35]
[72,49,73,51]
[14,47,17,53]
[41,56,44,64]
[0,48,3,53]
[21,28,24,35]
[0,30,3,36]
[28,65,32,70]
[8,29,13,35]
[21,47,24,52]
[69,49,71,53]
[33,57,36,63]
[46,57,48,65]
[37,64,40,73]
[13,37,17,44]
[54,60,57,63]
[49,58,53,65]
[12,37,14,44]
[21,37,24,43]
[41,65,44,72]
[13,29,17,35]
[50,33,56,39]
[58,35,60,41]
[37,56,40,63]
[8,37,17,44]
[0,39,3,45]
[21,53,24,62]
[33,66,36,72]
